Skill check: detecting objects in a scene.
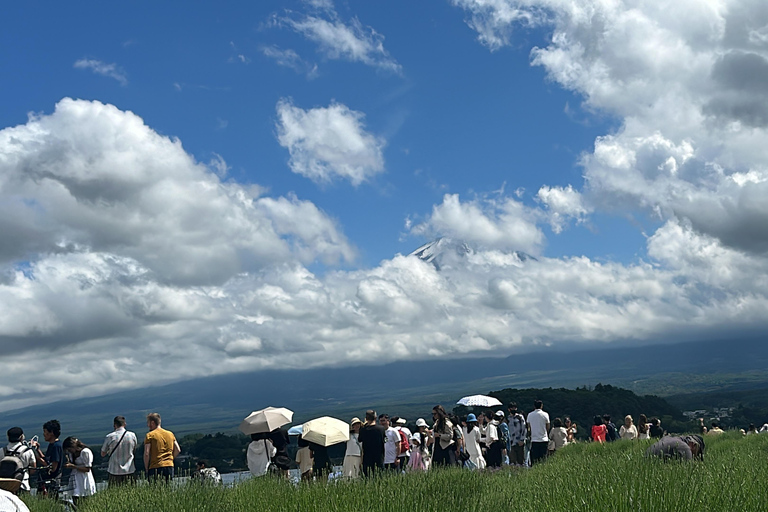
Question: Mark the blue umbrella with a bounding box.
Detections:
[287,424,303,436]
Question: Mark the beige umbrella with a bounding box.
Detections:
[239,406,294,434]
[301,416,350,447]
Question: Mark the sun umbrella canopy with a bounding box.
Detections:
[301,416,350,447]
[456,395,503,408]
[239,407,294,435]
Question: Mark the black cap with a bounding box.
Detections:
[7,427,23,443]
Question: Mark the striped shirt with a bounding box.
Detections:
[101,428,137,475]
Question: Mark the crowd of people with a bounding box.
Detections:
[0,413,179,509]
[0,399,759,510]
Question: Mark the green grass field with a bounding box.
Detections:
[23,432,768,512]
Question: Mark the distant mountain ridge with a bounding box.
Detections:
[2,336,767,445]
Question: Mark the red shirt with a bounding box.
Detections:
[591,424,607,442]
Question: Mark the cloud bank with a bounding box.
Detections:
[4,0,768,410]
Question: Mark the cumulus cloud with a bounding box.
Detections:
[536,184,590,233]
[0,99,766,411]
[411,193,545,255]
[73,59,128,86]
[278,5,401,74]
[452,0,768,257]
[0,98,354,286]
[4,215,768,411]
[275,98,386,186]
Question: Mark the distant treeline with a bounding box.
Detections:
[482,383,689,438]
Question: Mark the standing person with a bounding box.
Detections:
[29,420,63,496]
[494,411,510,464]
[358,410,385,477]
[591,416,607,443]
[526,400,550,466]
[247,433,275,477]
[649,418,664,438]
[450,415,464,463]
[507,403,527,466]
[342,418,363,479]
[548,418,568,455]
[620,415,638,440]
[564,417,577,443]
[604,415,619,442]
[379,415,401,471]
[406,435,427,471]
[413,419,433,470]
[462,414,486,470]
[494,411,510,465]
[62,437,96,505]
[295,436,313,482]
[309,442,331,479]
[637,414,650,440]
[485,413,503,468]
[393,417,412,469]
[143,413,181,482]
[431,406,457,467]
[100,416,136,487]
[1,428,36,494]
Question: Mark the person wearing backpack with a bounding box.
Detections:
[392,417,411,469]
[0,427,36,494]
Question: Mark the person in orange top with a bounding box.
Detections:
[591,416,607,443]
[143,413,181,482]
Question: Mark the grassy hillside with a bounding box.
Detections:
[23,432,768,512]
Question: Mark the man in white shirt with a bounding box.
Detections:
[526,400,550,466]
[1,428,36,493]
[378,415,401,471]
[100,416,137,487]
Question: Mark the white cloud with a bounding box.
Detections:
[0,98,766,411]
[410,193,545,255]
[537,184,590,233]
[452,0,768,256]
[73,59,128,86]
[261,45,319,78]
[0,98,354,286]
[279,7,401,74]
[4,215,768,411]
[275,98,386,186]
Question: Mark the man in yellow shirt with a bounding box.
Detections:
[143,413,181,482]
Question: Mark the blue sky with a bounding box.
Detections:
[2,0,768,410]
[1,0,634,266]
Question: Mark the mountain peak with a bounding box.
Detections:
[409,237,535,270]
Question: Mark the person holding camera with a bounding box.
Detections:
[1,427,36,494]
[29,420,63,496]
